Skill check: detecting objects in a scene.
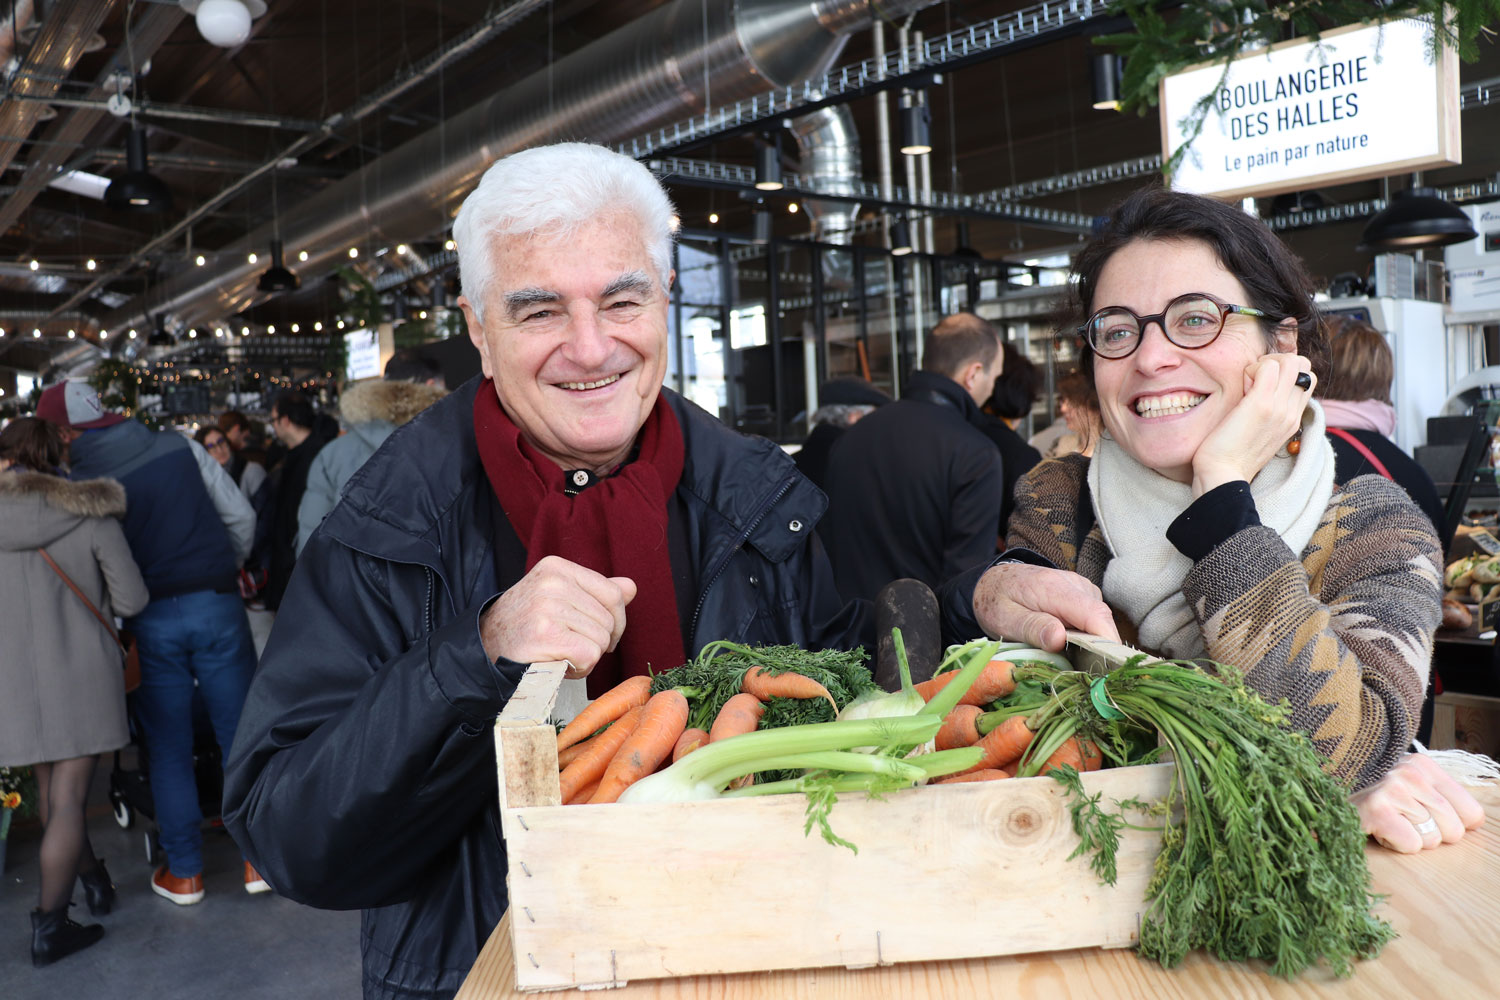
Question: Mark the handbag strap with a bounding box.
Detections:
[37,547,125,651]
[1327,427,1394,481]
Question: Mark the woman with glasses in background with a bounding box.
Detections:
[193,426,233,469]
[1004,186,1482,854]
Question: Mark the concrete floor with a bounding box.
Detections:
[1,607,365,997]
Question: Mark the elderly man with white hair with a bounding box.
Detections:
[223,142,1113,1000]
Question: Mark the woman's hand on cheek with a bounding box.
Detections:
[1189,352,1312,499]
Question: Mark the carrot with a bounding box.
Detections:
[709,692,766,743]
[936,704,983,750]
[589,690,690,804]
[933,768,1012,784]
[565,777,601,805]
[672,727,709,762]
[741,667,837,714]
[555,675,651,753]
[963,714,1034,774]
[557,735,596,770]
[914,660,1016,706]
[1041,736,1103,774]
[558,705,643,805]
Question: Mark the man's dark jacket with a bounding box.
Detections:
[975,416,1041,541]
[821,369,1004,603]
[263,430,327,610]
[222,378,863,1000]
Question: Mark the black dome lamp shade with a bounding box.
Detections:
[257,239,300,293]
[1359,187,1477,251]
[148,314,175,347]
[105,128,172,213]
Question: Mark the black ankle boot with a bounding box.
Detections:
[79,861,117,916]
[30,907,105,967]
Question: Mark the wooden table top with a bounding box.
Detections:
[457,786,1500,1000]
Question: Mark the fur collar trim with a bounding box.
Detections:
[0,470,127,518]
[338,379,447,427]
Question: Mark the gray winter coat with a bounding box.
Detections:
[0,471,149,766]
[296,379,447,553]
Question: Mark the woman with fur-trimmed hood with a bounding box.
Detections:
[1,416,149,966]
[295,373,447,554]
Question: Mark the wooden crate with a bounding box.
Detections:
[494,654,1172,992]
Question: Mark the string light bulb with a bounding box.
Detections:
[444,239,455,251]
[86,258,97,271]
[129,328,138,339]
[290,322,300,333]
[313,321,322,331]
[396,244,408,255]
[348,247,359,258]
[298,250,308,261]
[29,259,39,271]
[196,255,206,266]
[247,252,258,264]
[708,212,719,224]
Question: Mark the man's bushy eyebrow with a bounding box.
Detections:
[503,287,559,318]
[602,270,654,298]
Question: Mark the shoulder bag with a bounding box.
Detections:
[37,548,141,693]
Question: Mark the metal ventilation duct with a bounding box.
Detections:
[106,0,939,333]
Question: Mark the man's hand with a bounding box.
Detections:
[972,562,1118,651]
[1351,753,1486,854]
[479,556,637,677]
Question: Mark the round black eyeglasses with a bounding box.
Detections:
[1080,292,1271,360]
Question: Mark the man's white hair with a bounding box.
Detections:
[452,142,677,324]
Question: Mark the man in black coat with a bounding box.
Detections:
[222,145,1113,1000]
[978,341,1043,540]
[821,313,1006,603]
[262,389,328,610]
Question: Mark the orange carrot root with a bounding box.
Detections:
[709,693,765,743]
[936,704,983,750]
[741,666,837,715]
[672,727,709,763]
[913,671,958,702]
[555,675,651,753]
[589,690,690,804]
[558,705,644,804]
[557,735,594,770]
[961,714,1034,774]
[565,777,601,805]
[959,660,1018,706]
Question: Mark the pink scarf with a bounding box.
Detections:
[1320,398,1396,436]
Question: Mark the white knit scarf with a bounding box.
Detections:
[1087,399,1336,659]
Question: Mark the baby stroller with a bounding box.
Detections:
[107,688,225,866]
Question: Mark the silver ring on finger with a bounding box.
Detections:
[1412,817,1439,836]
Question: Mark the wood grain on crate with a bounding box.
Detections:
[459,787,1500,999]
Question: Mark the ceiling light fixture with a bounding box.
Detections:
[86,258,96,270]
[181,0,266,49]
[196,254,206,266]
[149,316,175,346]
[1090,51,1123,112]
[29,259,38,271]
[753,209,773,244]
[349,247,359,258]
[257,238,300,293]
[708,212,719,224]
[754,139,784,191]
[1359,183,1478,251]
[890,219,914,256]
[444,239,455,251]
[900,99,932,155]
[105,127,173,213]
[298,250,308,261]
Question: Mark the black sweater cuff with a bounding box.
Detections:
[1166,481,1259,561]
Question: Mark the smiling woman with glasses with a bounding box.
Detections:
[995,185,1475,855]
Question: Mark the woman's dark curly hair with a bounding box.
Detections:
[0,416,64,473]
[1067,185,1329,385]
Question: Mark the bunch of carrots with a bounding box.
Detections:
[554,661,846,805]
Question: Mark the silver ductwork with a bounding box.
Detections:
[107,0,939,334]
[789,105,861,290]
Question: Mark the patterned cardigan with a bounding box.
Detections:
[1007,453,1443,790]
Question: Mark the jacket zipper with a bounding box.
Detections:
[687,475,795,643]
[424,566,435,635]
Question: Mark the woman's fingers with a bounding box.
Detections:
[1351,753,1487,853]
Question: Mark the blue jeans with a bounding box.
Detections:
[129,590,256,878]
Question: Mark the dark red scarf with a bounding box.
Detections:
[473,379,686,696]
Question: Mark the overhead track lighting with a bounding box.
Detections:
[1091,51,1123,112]
[754,140,784,192]
[1359,184,1477,251]
[181,0,266,49]
[890,219,914,256]
[105,127,173,213]
[900,100,932,156]
[257,238,300,293]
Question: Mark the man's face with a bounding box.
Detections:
[269,410,289,444]
[462,212,670,474]
[224,424,246,449]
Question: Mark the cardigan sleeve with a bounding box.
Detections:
[1182,475,1441,790]
[1004,454,1090,572]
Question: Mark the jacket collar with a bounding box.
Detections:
[322,377,821,569]
[904,369,981,422]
